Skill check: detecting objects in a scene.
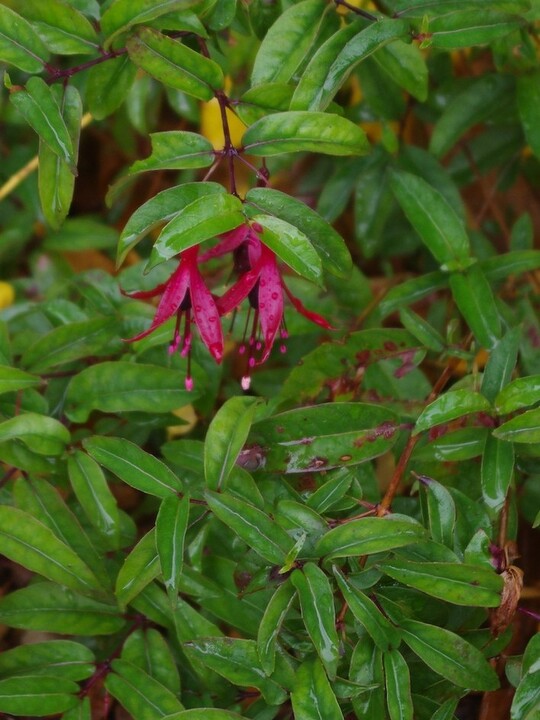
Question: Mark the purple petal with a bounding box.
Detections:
[216,262,262,315]
[257,247,284,362]
[283,281,334,330]
[198,224,250,262]
[189,263,224,363]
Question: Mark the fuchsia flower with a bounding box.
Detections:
[209,223,333,390]
[124,245,223,390]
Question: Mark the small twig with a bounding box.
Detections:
[333,0,378,21]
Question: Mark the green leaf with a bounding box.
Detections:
[0,412,70,456]
[101,0,202,47]
[242,112,369,157]
[21,317,119,372]
[481,327,521,403]
[38,84,82,229]
[115,530,160,609]
[126,28,223,100]
[429,9,523,49]
[414,390,492,435]
[291,563,341,679]
[236,83,295,126]
[449,264,502,349]
[251,402,401,473]
[84,436,183,497]
[419,476,456,548]
[0,366,40,395]
[0,4,49,72]
[253,214,323,284]
[315,515,428,559]
[292,18,410,111]
[481,435,514,512]
[350,637,386,717]
[116,182,226,263]
[257,580,296,675]
[86,54,137,120]
[123,628,181,695]
[63,697,91,720]
[306,470,354,513]
[384,649,413,720]
[430,74,514,158]
[291,657,344,720]
[374,39,428,101]
[0,640,94,681]
[205,489,294,565]
[68,450,120,544]
[183,637,291,704]
[517,71,540,159]
[380,271,447,318]
[204,396,261,491]
[65,362,196,422]
[16,0,99,54]
[334,568,401,650]
[0,582,124,635]
[400,618,499,690]
[399,308,445,352]
[251,0,328,86]
[10,77,76,173]
[106,659,184,719]
[128,131,215,174]
[0,675,79,716]
[495,375,540,414]
[246,187,352,278]
[511,635,540,719]
[493,407,540,444]
[378,559,503,606]
[391,170,471,268]
[156,494,190,604]
[0,505,101,595]
[149,193,245,267]
[163,711,245,720]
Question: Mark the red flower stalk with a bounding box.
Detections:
[210,224,332,390]
[123,245,223,390]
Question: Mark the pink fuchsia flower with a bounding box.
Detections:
[211,224,333,390]
[123,245,223,390]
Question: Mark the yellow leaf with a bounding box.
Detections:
[0,282,15,310]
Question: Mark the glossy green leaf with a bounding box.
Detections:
[106,659,184,719]
[21,317,119,372]
[291,657,344,720]
[517,71,540,158]
[60,697,91,720]
[116,182,226,264]
[236,83,294,126]
[0,4,49,72]
[38,84,82,229]
[378,558,503,606]
[68,450,120,543]
[401,619,499,690]
[481,435,514,512]
[246,187,352,278]
[84,436,183,497]
[414,390,492,435]
[253,214,323,284]
[334,568,401,650]
[306,470,354,513]
[205,490,294,565]
[430,74,514,158]
[0,366,40,395]
[252,402,401,473]
[384,649,413,720]
[115,530,160,609]
[430,698,459,720]
[10,77,76,173]
[391,170,470,268]
[350,636,386,717]
[374,39,428,101]
[0,413,69,456]
[252,0,327,85]
[495,375,540,414]
[0,675,79,716]
[511,634,540,719]
[156,494,190,604]
[429,9,523,48]
[123,628,181,695]
[380,271,447,317]
[163,712,244,720]
[127,131,214,176]
[65,362,196,422]
[416,428,488,463]
[86,54,137,120]
[0,640,94,681]
[493,407,540,444]
[257,580,296,675]
[399,307,445,352]
[204,396,261,491]
[101,0,202,46]
[292,18,410,111]
[0,582,124,635]
[420,475,456,548]
[0,505,101,595]
[183,637,290,705]
[316,515,428,559]
[449,264,502,348]
[127,28,223,100]
[149,193,245,267]
[242,112,369,157]
[481,327,521,403]
[16,0,99,54]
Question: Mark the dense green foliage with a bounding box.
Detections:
[0,0,540,718]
